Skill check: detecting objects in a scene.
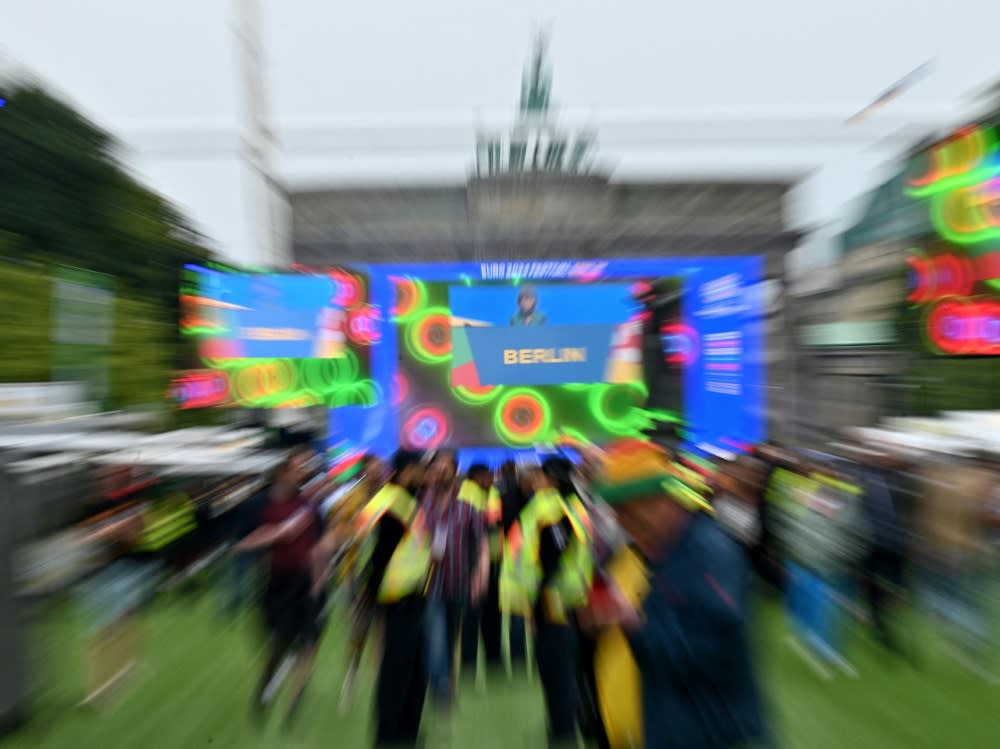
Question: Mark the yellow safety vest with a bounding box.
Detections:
[486,485,504,561]
[357,483,404,532]
[133,494,197,553]
[355,484,409,586]
[457,479,486,512]
[811,472,862,496]
[332,482,372,583]
[765,468,816,516]
[500,488,593,624]
[372,486,433,604]
[595,546,650,749]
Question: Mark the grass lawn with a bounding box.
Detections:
[3,586,999,749]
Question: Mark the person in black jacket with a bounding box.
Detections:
[533,458,583,746]
[220,486,269,614]
[852,446,910,656]
[366,451,427,748]
[595,440,769,749]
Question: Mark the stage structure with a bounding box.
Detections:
[179,256,766,468]
[290,38,796,445]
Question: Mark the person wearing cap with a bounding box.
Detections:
[510,284,548,326]
[588,439,768,749]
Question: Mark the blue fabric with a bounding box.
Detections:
[921,566,989,643]
[786,562,845,660]
[220,553,256,613]
[424,597,463,704]
[627,514,768,749]
[77,559,161,634]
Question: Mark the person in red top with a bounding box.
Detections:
[235,447,323,726]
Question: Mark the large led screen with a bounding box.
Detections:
[177,264,378,410]
[361,259,765,455]
[393,279,683,448]
[448,282,642,387]
[189,271,347,360]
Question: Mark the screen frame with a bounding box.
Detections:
[348,257,766,458]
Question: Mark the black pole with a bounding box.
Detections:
[0,466,28,734]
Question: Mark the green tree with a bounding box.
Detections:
[0,83,214,407]
[0,259,52,383]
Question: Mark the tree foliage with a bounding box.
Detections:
[0,84,211,320]
[0,83,214,407]
[0,260,53,383]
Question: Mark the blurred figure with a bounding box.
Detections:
[220,479,270,615]
[985,452,1000,545]
[314,454,386,712]
[510,284,547,326]
[497,460,529,665]
[575,474,630,748]
[75,475,151,708]
[850,443,912,656]
[422,457,488,713]
[459,464,503,670]
[590,440,768,749]
[313,306,347,358]
[773,462,869,669]
[713,458,764,550]
[75,466,182,709]
[501,458,592,747]
[752,443,800,592]
[914,450,996,660]
[235,447,322,726]
[430,450,459,492]
[365,451,429,748]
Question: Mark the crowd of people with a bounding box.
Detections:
[734,439,1000,674]
[71,430,1000,748]
[225,438,770,749]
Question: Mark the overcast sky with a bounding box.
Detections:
[5,0,1000,261]
[5,0,999,128]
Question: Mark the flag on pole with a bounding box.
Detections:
[846,61,933,125]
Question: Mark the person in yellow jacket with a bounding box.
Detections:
[501,457,593,747]
[363,450,430,748]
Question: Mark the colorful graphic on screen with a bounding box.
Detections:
[179,264,377,409]
[365,259,764,456]
[187,269,346,360]
[392,279,681,449]
[448,283,642,387]
[175,258,765,457]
